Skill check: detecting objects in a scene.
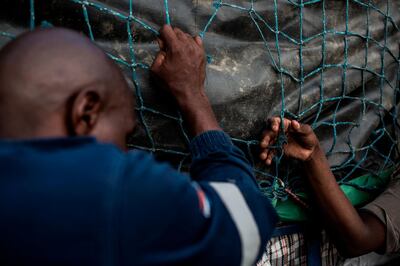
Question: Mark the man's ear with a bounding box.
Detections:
[69,90,102,136]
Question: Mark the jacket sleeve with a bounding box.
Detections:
[190,130,278,263]
[118,130,277,266]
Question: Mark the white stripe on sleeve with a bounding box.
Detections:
[210,182,261,266]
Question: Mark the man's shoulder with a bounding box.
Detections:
[0,137,161,180]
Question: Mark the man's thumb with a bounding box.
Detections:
[291,120,312,135]
[150,51,166,73]
[291,120,301,132]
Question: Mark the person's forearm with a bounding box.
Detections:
[177,90,221,136]
[304,146,381,256]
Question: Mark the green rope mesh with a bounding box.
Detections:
[1,0,399,207]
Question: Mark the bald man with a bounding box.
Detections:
[0,27,277,266]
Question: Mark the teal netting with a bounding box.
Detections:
[1,0,399,203]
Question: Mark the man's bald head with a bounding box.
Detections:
[0,28,135,149]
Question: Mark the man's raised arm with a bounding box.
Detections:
[259,117,386,257]
[120,25,278,265]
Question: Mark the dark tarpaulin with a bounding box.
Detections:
[1,0,399,200]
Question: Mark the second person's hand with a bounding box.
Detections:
[260,117,320,164]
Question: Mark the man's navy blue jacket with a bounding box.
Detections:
[0,130,277,265]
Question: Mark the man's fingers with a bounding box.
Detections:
[260,134,270,149]
[194,36,203,47]
[260,132,277,149]
[174,27,188,41]
[269,117,280,132]
[260,148,276,165]
[150,51,166,73]
[260,138,269,149]
[266,149,276,165]
[269,117,291,132]
[260,150,268,161]
[291,120,301,131]
[282,118,291,132]
[290,120,312,135]
[260,131,278,165]
[159,25,178,49]
[156,37,165,51]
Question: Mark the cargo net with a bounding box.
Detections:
[1,0,399,201]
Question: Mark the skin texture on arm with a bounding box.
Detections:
[150,25,221,136]
[260,117,386,257]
